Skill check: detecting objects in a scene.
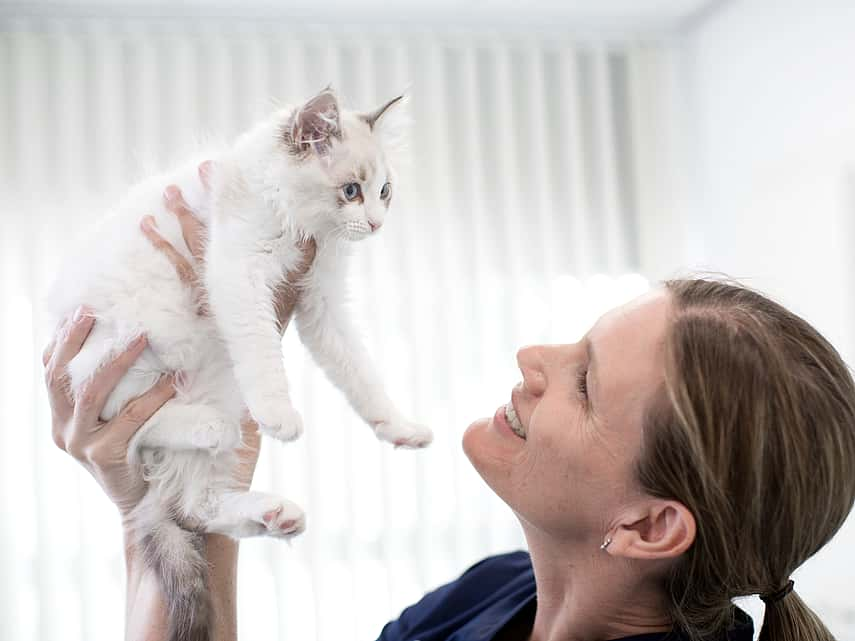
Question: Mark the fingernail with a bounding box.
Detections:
[141,215,157,231]
[164,185,180,202]
[73,305,92,323]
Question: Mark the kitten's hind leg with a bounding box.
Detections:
[130,401,239,457]
[204,491,305,539]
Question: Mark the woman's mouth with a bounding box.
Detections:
[503,400,526,439]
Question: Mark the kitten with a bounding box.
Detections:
[47,87,432,641]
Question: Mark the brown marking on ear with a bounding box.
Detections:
[360,95,404,130]
[282,87,342,158]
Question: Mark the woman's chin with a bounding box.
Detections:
[462,415,525,481]
[462,417,488,462]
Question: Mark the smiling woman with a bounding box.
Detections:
[454,281,855,641]
[6,2,855,638]
[463,289,692,640]
[42,263,855,640]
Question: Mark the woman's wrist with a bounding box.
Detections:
[120,528,240,641]
[206,534,240,641]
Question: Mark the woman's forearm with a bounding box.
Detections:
[124,530,169,641]
[122,531,239,641]
[206,534,240,641]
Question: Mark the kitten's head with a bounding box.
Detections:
[277,87,407,241]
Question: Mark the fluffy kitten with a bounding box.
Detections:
[47,87,433,641]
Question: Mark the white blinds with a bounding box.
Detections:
[0,14,649,641]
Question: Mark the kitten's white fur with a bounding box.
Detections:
[46,88,431,641]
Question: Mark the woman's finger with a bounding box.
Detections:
[296,237,318,269]
[164,185,207,262]
[46,317,75,438]
[42,332,59,367]
[107,373,177,445]
[42,313,70,366]
[273,238,317,332]
[198,160,213,190]
[272,281,299,335]
[235,413,262,489]
[45,311,95,417]
[141,215,197,288]
[239,413,262,453]
[48,307,95,372]
[72,334,148,427]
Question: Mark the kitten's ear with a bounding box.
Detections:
[361,92,409,151]
[285,87,341,157]
[361,94,404,130]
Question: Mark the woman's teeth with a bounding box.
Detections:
[504,402,526,439]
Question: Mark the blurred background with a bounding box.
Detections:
[1,0,854,640]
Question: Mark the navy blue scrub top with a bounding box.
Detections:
[376,551,754,641]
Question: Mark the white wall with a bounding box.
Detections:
[678,1,855,637]
[684,0,855,354]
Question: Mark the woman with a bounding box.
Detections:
[43,184,855,641]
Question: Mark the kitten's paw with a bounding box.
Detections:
[261,500,306,538]
[249,399,304,442]
[191,418,239,453]
[373,420,433,449]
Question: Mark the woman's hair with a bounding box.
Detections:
[636,278,855,641]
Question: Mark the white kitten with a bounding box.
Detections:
[46,87,432,641]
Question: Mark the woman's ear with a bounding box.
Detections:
[606,500,696,560]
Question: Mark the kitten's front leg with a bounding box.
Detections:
[206,230,302,442]
[295,279,432,449]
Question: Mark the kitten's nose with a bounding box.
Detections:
[369,221,382,232]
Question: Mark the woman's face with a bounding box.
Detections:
[463,289,672,544]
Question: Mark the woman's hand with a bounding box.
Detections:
[43,311,176,519]
[141,161,318,334]
[140,161,317,490]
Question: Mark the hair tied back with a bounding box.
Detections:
[760,579,795,605]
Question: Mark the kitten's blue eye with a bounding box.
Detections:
[380,182,392,200]
[342,183,361,201]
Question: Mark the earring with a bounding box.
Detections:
[599,537,613,551]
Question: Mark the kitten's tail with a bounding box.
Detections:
[135,500,212,641]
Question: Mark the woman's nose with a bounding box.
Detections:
[516,345,547,397]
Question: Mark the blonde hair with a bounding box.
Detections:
[637,279,855,640]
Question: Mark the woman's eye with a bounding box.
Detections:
[576,368,588,401]
[380,182,392,200]
[343,183,362,201]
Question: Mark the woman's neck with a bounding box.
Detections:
[522,524,672,641]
